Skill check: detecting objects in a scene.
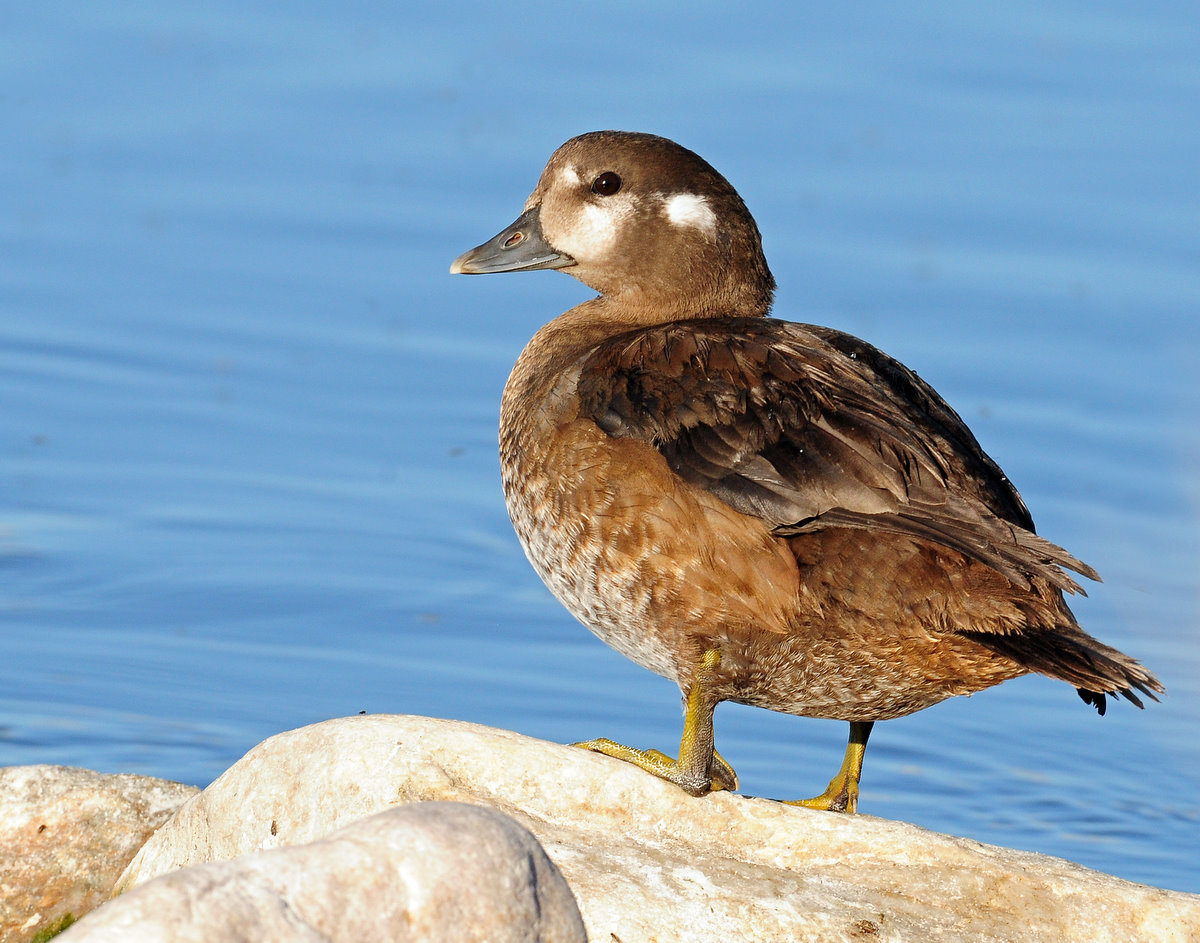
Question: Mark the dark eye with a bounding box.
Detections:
[591,172,622,196]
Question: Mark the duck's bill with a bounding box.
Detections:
[450,206,576,275]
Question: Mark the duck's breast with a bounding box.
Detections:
[501,402,800,686]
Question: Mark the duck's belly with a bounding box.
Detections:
[718,618,1025,721]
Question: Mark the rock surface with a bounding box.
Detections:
[117,714,1200,943]
[59,801,585,943]
[0,765,198,943]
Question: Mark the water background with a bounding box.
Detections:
[3,2,1198,893]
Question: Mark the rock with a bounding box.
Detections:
[58,801,585,943]
[0,765,198,943]
[116,715,1200,943]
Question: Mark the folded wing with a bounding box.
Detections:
[576,317,1098,595]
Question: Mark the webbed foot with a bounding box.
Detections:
[571,648,734,796]
[573,739,739,794]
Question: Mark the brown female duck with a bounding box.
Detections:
[451,130,1162,812]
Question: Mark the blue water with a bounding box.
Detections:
[3,2,1198,894]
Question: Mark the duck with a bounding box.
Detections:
[450,130,1163,812]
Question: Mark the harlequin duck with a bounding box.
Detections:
[451,131,1162,811]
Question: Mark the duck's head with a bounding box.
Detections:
[451,131,775,320]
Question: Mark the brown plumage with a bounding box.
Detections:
[451,130,1162,811]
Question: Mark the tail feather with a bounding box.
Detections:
[962,626,1163,713]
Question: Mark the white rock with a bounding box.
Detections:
[116,714,1200,943]
[60,801,585,942]
[0,765,198,943]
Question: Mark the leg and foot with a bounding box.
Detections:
[574,649,738,795]
[786,720,874,813]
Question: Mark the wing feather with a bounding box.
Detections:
[576,317,1098,595]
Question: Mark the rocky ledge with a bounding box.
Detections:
[3,714,1197,942]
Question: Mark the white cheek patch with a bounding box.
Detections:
[663,192,717,238]
[551,193,637,260]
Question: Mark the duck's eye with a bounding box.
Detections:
[591,172,622,196]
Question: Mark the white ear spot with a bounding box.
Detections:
[663,193,717,237]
